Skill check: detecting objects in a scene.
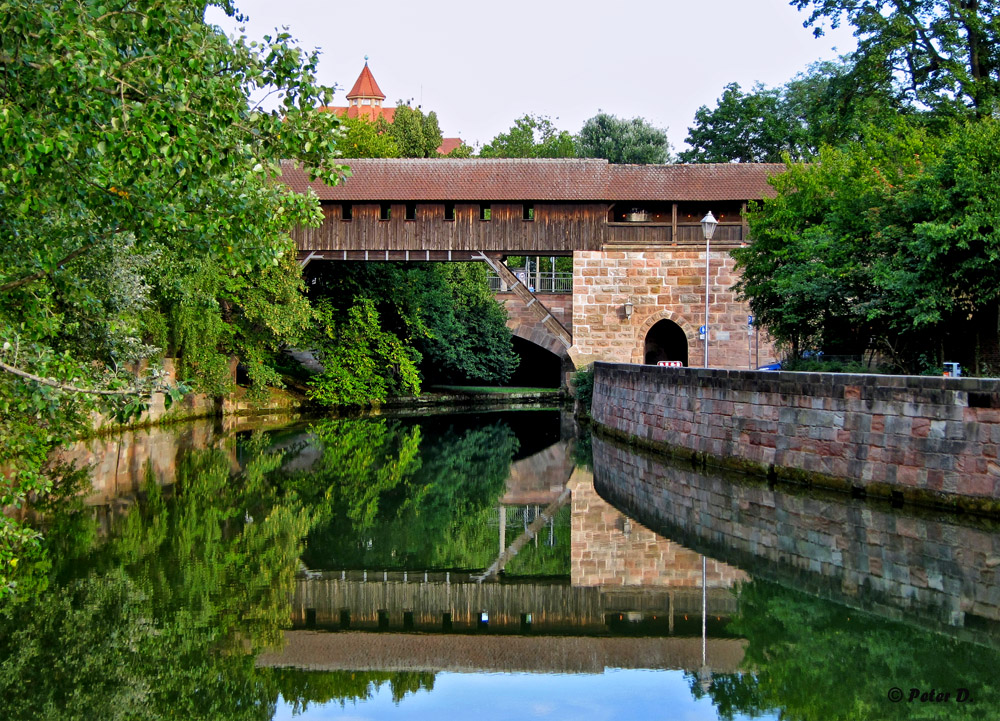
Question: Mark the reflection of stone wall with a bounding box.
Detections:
[569,467,747,589]
[54,420,231,506]
[592,435,1000,644]
[592,361,1000,509]
[501,440,575,505]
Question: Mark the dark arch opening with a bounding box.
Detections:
[508,336,563,388]
[644,319,689,366]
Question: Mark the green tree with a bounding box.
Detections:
[576,112,671,164]
[388,102,442,157]
[792,0,1000,116]
[0,0,346,593]
[681,60,904,163]
[306,298,421,407]
[479,114,576,158]
[306,262,519,392]
[734,118,1000,373]
[681,82,797,163]
[338,115,400,158]
[422,110,444,158]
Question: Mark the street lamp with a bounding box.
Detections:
[701,211,718,367]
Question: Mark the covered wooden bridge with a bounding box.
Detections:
[280,159,782,371]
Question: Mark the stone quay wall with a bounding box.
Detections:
[591,362,1000,512]
[591,435,1000,646]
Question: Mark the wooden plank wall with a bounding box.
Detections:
[293,202,609,253]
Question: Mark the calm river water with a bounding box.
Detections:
[2,408,999,720]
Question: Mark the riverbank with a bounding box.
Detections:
[95,378,566,437]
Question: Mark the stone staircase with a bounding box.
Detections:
[474,252,572,349]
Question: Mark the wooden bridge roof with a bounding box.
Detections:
[280,159,783,202]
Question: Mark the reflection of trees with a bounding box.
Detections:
[269,669,435,711]
[503,505,572,576]
[289,418,518,571]
[0,435,313,721]
[690,581,1000,721]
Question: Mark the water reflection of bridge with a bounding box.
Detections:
[257,631,747,674]
[288,571,738,635]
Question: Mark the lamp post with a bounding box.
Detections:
[701,211,718,367]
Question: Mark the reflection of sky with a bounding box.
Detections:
[273,669,778,721]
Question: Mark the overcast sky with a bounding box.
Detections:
[207,0,857,152]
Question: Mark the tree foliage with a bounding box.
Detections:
[734,118,1000,373]
[337,115,400,158]
[306,298,421,407]
[387,102,443,157]
[306,262,519,396]
[576,112,671,164]
[0,0,346,594]
[792,0,1000,116]
[479,114,576,158]
[681,60,904,163]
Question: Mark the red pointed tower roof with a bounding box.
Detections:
[346,59,385,101]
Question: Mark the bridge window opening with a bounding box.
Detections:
[377,609,389,630]
[339,609,351,629]
[403,611,414,630]
[478,611,489,630]
[305,608,317,628]
[644,319,688,366]
[341,204,352,221]
[520,613,533,632]
[379,203,391,221]
[480,204,491,221]
[609,202,672,223]
[523,204,534,221]
[405,203,417,221]
[441,612,452,631]
[444,203,455,221]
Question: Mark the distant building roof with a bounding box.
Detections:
[345,62,385,100]
[279,159,784,202]
[318,60,463,155]
[437,137,464,156]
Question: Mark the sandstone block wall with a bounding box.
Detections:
[591,435,1000,643]
[569,468,747,589]
[592,363,1000,509]
[570,249,776,369]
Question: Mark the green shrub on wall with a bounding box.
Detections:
[572,366,595,415]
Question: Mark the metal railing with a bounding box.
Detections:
[488,269,573,294]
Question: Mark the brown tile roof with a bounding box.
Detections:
[280,159,783,202]
[346,62,385,100]
[437,137,464,155]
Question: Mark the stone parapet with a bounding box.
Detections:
[591,363,1000,513]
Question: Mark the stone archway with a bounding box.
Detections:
[509,325,576,387]
[644,319,689,365]
[634,311,697,365]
